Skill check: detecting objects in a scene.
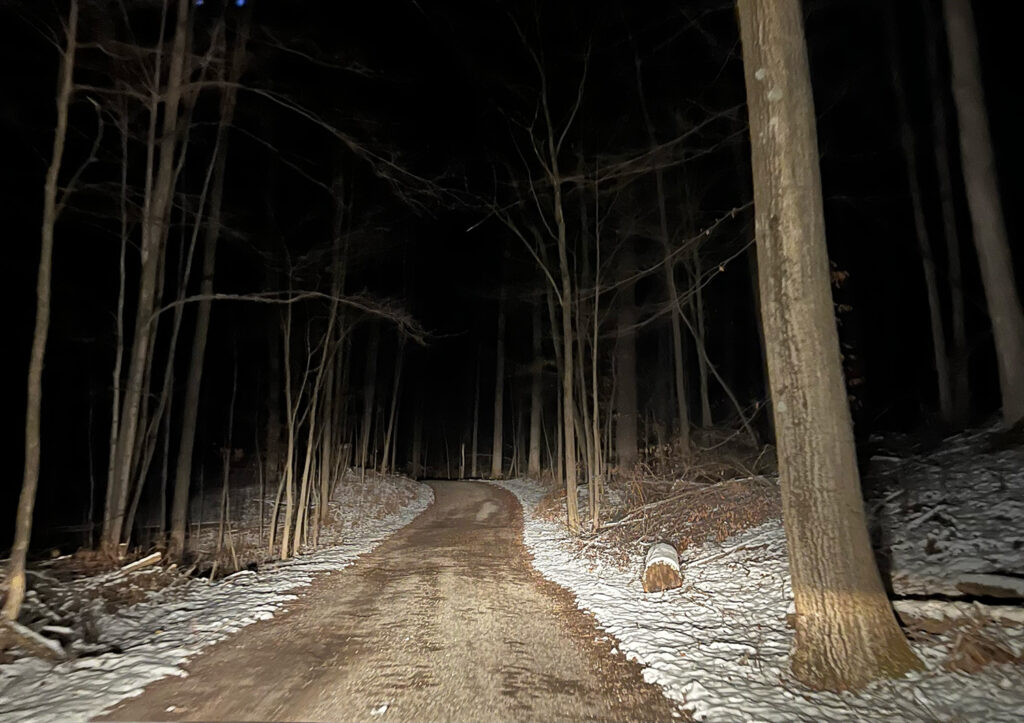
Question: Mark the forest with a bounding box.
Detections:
[3,0,1023,720]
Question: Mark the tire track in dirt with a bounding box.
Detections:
[100,481,679,722]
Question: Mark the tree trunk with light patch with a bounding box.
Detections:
[738,0,923,690]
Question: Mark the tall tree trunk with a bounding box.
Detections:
[105,0,190,552]
[4,0,78,622]
[470,350,480,477]
[888,13,954,424]
[490,291,506,479]
[943,0,1024,425]
[168,19,245,560]
[277,305,297,561]
[528,303,544,478]
[358,324,381,479]
[738,0,923,690]
[380,337,405,474]
[589,194,602,531]
[411,387,423,479]
[545,286,565,491]
[614,242,639,470]
[634,54,691,448]
[690,247,713,427]
[925,4,969,425]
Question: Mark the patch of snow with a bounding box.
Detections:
[871,430,1024,599]
[645,543,681,572]
[496,473,1024,723]
[0,479,433,723]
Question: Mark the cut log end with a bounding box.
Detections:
[643,561,683,593]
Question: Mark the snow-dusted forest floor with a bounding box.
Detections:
[0,474,433,722]
[497,426,1024,722]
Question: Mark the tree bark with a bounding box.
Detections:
[4,0,78,621]
[738,0,923,690]
[943,0,1024,425]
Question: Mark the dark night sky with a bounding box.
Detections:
[3,0,1023,542]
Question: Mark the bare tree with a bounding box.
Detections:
[4,0,79,621]
[470,351,480,477]
[169,14,247,560]
[738,0,923,690]
[490,288,507,478]
[887,12,954,424]
[634,53,691,447]
[614,241,639,470]
[358,323,381,480]
[104,0,192,552]
[924,2,969,425]
[943,0,1024,425]
[528,303,544,478]
[380,335,406,474]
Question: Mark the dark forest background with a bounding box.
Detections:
[4,0,1022,554]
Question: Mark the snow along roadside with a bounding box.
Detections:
[0,481,434,723]
[495,478,1024,723]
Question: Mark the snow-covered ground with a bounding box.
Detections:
[0,476,433,723]
[870,428,1024,599]
[496,432,1024,723]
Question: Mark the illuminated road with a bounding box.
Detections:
[101,481,677,723]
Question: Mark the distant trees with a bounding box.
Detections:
[942,0,1024,426]
[491,286,507,478]
[4,0,426,613]
[478,9,756,533]
[170,7,248,561]
[738,0,922,690]
[104,0,193,554]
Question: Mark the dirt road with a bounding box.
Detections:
[102,482,678,722]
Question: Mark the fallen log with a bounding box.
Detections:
[642,543,683,593]
[2,619,66,660]
[119,552,162,575]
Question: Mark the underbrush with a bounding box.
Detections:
[537,427,782,566]
[1,470,421,661]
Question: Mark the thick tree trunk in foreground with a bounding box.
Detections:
[943,0,1024,425]
[738,0,922,690]
[614,243,638,470]
[528,303,543,478]
[4,1,78,622]
[491,292,506,479]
